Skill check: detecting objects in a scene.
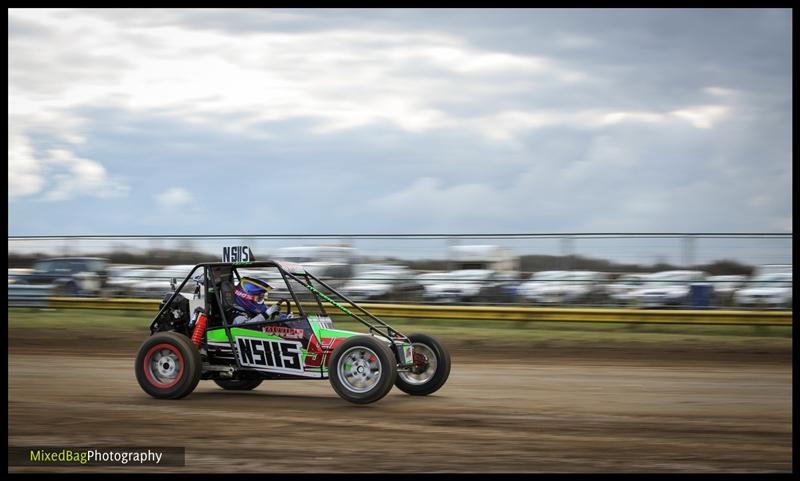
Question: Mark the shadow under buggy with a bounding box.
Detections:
[135,260,450,404]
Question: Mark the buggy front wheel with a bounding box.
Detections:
[329,336,397,404]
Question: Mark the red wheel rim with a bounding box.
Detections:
[143,343,185,388]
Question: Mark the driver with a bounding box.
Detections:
[231,276,286,325]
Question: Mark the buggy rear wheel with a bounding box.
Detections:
[395,333,451,396]
[135,332,201,399]
[329,336,397,404]
[213,379,263,391]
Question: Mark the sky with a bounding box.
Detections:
[8,9,793,247]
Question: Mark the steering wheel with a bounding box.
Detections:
[269,298,292,320]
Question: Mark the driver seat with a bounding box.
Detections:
[207,266,238,327]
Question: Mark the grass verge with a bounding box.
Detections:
[8,307,792,351]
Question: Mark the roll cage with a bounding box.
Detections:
[150,260,411,372]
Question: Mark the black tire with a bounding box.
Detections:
[135,332,202,399]
[213,379,263,391]
[329,336,397,404]
[395,333,451,396]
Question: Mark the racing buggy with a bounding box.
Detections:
[135,256,450,404]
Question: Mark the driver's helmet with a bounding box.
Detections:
[233,276,273,314]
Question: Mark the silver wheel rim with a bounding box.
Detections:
[398,343,437,385]
[149,348,181,384]
[337,346,383,393]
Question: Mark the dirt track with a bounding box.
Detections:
[8,337,792,473]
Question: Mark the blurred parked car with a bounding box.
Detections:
[707,275,748,307]
[606,273,650,306]
[104,266,158,297]
[520,270,608,305]
[733,272,792,309]
[128,266,197,298]
[340,270,424,302]
[302,262,355,291]
[8,268,33,285]
[272,245,359,291]
[417,271,455,302]
[492,272,520,303]
[417,271,452,302]
[516,271,571,303]
[422,269,517,304]
[630,270,708,308]
[25,257,109,296]
[353,264,410,275]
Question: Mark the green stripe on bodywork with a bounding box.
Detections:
[208,325,360,343]
[207,327,283,342]
[306,316,361,341]
[317,328,360,339]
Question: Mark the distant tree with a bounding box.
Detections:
[692,259,754,276]
[650,262,677,272]
[6,250,756,276]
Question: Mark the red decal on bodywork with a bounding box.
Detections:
[304,336,346,368]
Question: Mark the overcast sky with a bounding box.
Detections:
[8,8,793,241]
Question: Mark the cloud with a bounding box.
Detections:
[473,103,731,141]
[156,187,194,207]
[8,128,44,197]
[8,9,741,159]
[669,105,730,129]
[7,8,792,242]
[377,177,504,220]
[43,149,130,201]
[9,8,591,148]
[704,86,737,97]
[8,129,129,201]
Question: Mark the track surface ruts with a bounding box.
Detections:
[8,345,791,472]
